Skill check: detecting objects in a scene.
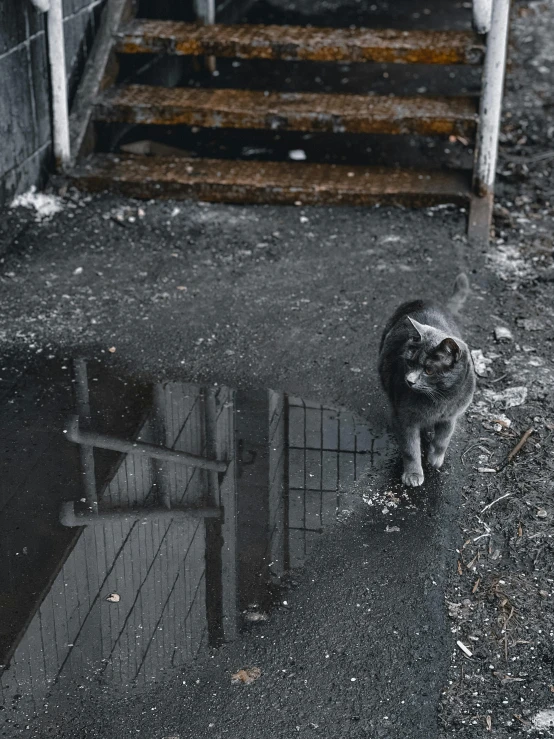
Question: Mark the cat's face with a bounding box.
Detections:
[402,317,463,395]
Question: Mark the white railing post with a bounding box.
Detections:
[194,0,215,25]
[194,0,216,72]
[473,0,493,33]
[474,0,510,196]
[468,0,511,243]
[46,0,71,169]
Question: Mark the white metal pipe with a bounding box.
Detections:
[65,414,228,472]
[194,0,216,72]
[60,501,221,527]
[193,0,215,24]
[46,0,71,169]
[29,0,50,11]
[473,0,493,34]
[474,0,511,195]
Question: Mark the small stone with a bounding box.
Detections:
[244,611,269,623]
[516,317,544,331]
[494,326,513,342]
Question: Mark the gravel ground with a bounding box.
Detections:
[439,2,554,736]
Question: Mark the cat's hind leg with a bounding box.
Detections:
[428,418,456,470]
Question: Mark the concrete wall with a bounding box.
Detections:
[0,0,106,206]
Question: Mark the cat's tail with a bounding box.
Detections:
[447,273,470,314]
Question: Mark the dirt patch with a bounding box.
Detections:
[439,2,554,736]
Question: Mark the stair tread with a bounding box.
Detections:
[116,20,484,65]
[69,154,472,206]
[95,85,477,136]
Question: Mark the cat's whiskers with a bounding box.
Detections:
[419,385,446,403]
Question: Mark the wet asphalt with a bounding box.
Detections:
[0,196,484,738]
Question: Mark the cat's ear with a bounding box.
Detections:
[406,316,425,341]
[437,337,461,364]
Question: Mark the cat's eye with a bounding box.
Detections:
[424,366,434,376]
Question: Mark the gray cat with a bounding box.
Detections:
[378,274,475,487]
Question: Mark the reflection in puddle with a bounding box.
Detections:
[0,359,388,715]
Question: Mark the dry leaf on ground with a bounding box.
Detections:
[231,667,261,685]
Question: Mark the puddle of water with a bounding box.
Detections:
[0,357,390,716]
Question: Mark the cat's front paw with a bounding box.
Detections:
[428,450,446,469]
[402,470,424,487]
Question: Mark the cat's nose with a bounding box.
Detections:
[406,371,418,387]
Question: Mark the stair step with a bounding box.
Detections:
[69,154,471,207]
[116,20,484,66]
[95,85,477,137]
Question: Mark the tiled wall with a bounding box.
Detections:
[0,0,256,207]
[0,0,105,206]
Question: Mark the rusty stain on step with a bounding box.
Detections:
[115,21,485,66]
[94,85,478,137]
[69,154,472,207]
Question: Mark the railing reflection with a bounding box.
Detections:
[0,362,386,715]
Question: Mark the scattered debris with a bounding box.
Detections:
[385,525,400,533]
[456,641,473,658]
[495,427,534,472]
[244,611,269,623]
[531,708,554,729]
[10,186,63,221]
[73,267,83,276]
[104,205,146,225]
[481,491,513,514]
[470,399,513,429]
[487,244,536,284]
[482,386,528,409]
[288,149,307,161]
[494,326,513,342]
[108,346,116,353]
[231,667,261,685]
[471,349,493,377]
[106,593,120,603]
[516,317,544,331]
